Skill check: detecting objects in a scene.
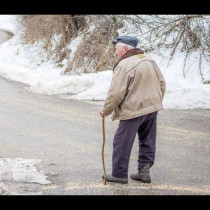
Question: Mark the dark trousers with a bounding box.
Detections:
[112,111,157,178]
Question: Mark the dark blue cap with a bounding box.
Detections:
[112,36,138,48]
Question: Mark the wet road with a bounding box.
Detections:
[0,76,210,195]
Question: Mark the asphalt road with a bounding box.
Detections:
[0,76,210,195]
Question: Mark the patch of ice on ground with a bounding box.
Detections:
[0,158,52,185]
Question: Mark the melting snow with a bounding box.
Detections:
[0,158,51,185]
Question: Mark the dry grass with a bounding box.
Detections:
[19,15,122,74]
[19,15,210,78]
[65,15,121,74]
[19,15,87,64]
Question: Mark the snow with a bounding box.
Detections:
[0,158,51,185]
[0,15,19,33]
[0,157,51,194]
[0,15,209,109]
[151,51,210,109]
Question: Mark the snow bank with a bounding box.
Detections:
[0,15,19,33]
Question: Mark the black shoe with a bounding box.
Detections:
[130,164,151,183]
[102,174,128,184]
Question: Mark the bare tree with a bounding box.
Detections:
[65,15,122,74]
[117,15,210,81]
[18,15,210,80]
[19,15,87,64]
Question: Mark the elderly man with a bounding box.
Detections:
[100,36,166,184]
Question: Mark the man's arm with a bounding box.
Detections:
[153,62,166,98]
[159,71,166,98]
[101,65,129,116]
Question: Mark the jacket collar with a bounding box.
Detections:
[113,48,144,71]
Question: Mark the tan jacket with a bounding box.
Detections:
[102,54,166,121]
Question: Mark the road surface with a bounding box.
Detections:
[0,76,210,195]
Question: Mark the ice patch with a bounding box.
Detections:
[0,158,52,185]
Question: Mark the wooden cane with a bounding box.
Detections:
[102,117,106,185]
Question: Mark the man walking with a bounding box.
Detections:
[100,36,166,184]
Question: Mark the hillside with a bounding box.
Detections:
[0,15,209,109]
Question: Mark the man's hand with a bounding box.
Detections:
[100,108,106,118]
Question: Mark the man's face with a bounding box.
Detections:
[115,43,127,59]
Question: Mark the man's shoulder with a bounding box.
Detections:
[117,54,155,72]
[117,55,142,70]
[120,54,140,65]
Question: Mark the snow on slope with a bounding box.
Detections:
[0,15,209,109]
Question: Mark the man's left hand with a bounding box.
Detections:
[100,108,106,118]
